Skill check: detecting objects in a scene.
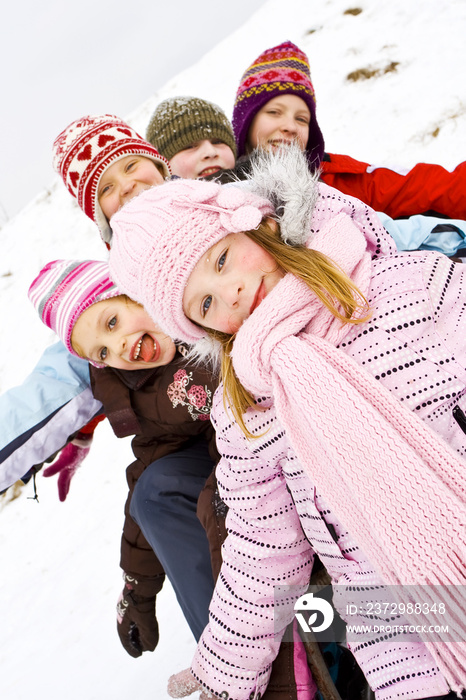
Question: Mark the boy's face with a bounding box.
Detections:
[169,139,236,180]
[247,95,311,153]
[71,296,177,370]
[98,155,165,221]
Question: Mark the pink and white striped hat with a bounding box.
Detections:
[28,259,121,361]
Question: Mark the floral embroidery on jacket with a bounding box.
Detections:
[167,369,212,421]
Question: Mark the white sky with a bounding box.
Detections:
[1,0,266,220]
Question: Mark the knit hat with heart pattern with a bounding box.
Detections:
[52,114,170,245]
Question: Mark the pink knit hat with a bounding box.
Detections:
[28,259,122,362]
[52,114,171,245]
[109,178,274,343]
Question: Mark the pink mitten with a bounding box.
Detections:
[168,669,201,698]
[43,438,90,501]
[168,669,220,699]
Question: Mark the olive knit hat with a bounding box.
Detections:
[146,96,237,162]
[109,178,274,343]
[52,114,171,245]
[232,40,325,170]
[28,259,121,364]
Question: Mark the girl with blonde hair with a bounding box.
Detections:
[108,147,466,700]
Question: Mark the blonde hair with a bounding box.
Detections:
[203,219,370,437]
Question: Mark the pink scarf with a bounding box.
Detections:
[231,207,466,692]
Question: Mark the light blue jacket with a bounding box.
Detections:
[378,213,466,256]
[0,342,101,491]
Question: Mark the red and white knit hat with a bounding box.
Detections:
[109,178,274,343]
[28,259,121,362]
[52,114,171,244]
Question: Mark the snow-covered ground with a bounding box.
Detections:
[1,0,465,698]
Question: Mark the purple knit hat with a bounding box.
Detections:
[232,41,325,170]
[109,178,274,343]
[28,259,122,362]
[52,114,171,245]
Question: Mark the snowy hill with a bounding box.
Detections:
[1,0,465,698]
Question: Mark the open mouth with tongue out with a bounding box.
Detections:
[130,334,160,363]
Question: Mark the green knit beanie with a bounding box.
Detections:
[146,96,237,162]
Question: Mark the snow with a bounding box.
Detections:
[1,0,465,698]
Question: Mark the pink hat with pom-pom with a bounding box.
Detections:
[109,178,274,343]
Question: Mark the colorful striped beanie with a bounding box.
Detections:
[232,41,325,170]
[146,96,237,162]
[28,259,121,361]
[52,114,171,245]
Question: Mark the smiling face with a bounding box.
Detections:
[98,155,165,221]
[247,94,311,153]
[183,230,285,334]
[169,139,236,180]
[71,296,176,370]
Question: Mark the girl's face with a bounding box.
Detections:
[71,296,176,370]
[183,230,285,334]
[169,139,236,180]
[247,94,311,153]
[98,155,165,221]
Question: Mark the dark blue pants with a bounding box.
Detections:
[129,440,215,641]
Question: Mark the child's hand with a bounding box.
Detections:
[116,576,159,658]
[167,669,199,697]
[42,415,104,500]
[42,438,91,501]
[167,668,222,699]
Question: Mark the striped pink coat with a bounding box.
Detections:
[191,183,466,700]
[191,390,453,700]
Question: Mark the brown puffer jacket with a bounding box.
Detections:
[89,349,219,596]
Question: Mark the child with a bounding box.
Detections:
[53,113,171,245]
[146,96,237,180]
[29,257,322,700]
[107,148,466,700]
[232,40,466,225]
[28,258,219,653]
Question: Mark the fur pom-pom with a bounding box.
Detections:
[183,336,223,373]
[246,143,320,246]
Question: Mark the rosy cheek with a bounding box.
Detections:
[225,310,244,334]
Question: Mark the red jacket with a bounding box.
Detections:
[321,153,466,219]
